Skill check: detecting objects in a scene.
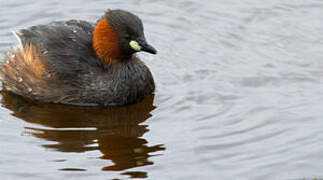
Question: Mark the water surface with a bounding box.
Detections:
[1,0,323,179]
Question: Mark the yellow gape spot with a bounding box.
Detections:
[129,40,141,51]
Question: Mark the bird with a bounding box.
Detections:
[0,9,157,106]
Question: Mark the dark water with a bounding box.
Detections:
[1,0,323,179]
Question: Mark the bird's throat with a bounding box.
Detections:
[92,18,124,64]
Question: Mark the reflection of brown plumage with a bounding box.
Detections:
[1,92,165,173]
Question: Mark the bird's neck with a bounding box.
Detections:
[92,18,127,64]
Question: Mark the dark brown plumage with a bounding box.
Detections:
[0,9,157,106]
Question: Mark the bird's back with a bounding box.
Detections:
[0,20,106,105]
[19,20,103,80]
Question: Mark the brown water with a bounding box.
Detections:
[1,0,323,179]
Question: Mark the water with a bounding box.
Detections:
[1,0,323,179]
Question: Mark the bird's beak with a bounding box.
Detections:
[138,39,157,54]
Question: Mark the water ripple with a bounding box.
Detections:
[1,0,323,179]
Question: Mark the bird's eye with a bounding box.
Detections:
[125,35,131,40]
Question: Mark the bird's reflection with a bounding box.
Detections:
[1,91,165,178]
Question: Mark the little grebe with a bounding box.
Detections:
[0,9,157,106]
